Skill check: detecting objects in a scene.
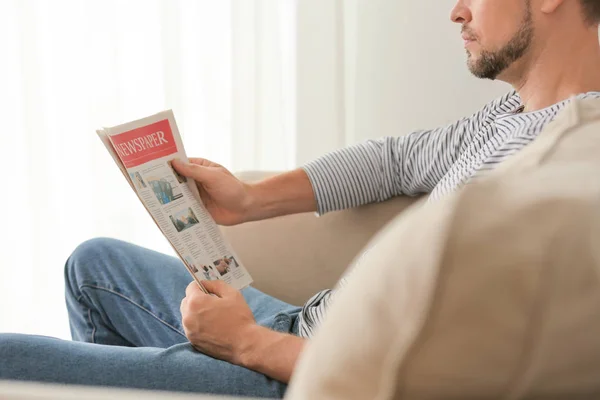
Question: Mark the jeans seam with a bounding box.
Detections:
[88,308,96,344]
[79,284,186,338]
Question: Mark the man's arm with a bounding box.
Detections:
[172,160,318,225]
[245,168,318,221]
[240,115,475,218]
[237,325,306,383]
[301,91,518,215]
[173,92,516,223]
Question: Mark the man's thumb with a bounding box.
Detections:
[172,159,209,181]
[201,280,235,298]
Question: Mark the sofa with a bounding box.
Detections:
[5,97,600,399]
[0,175,417,399]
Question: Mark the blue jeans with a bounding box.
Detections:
[0,238,301,398]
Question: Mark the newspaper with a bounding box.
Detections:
[96,110,253,293]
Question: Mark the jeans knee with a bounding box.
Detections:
[64,237,122,289]
[0,333,14,355]
[0,334,23,378]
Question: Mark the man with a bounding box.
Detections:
[1,0,599,398]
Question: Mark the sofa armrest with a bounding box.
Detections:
[222,171,420,306]
[0,381,251,400]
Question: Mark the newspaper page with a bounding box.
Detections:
[96,110,253,292]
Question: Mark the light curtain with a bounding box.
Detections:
[0,0,297,339]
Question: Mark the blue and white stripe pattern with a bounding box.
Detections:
[297,90,600,339]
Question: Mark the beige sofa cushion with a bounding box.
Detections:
[286,98,600,399]
[221,176,417,305]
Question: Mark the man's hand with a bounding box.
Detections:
[172,158,317,225]
[172,158,254,226]
[180,280,257,365]
[180,280,307,383]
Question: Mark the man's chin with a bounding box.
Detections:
[467,60,498,80]
[470,70,501,81]
[467,58,480,75]
[466,51,479,65]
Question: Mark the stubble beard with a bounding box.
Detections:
[467,6,534,80]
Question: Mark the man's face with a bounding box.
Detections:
[451,0,534,80]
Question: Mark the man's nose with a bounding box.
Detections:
[450,0,472,24]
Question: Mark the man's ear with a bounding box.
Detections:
[539,0,566,15]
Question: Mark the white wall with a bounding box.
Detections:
[295,0,511,165]
[295,0,346,165]
[350,0,510,144]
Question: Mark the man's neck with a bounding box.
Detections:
[508,29,600,112]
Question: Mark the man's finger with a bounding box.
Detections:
[189,158,222,168]
[172,159,210,181]
[201,280,236,298]
[180,297,187,315]
[185,281,203,298]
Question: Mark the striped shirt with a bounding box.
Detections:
[297,90,600,339]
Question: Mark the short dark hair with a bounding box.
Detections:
[581,0,600,25]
